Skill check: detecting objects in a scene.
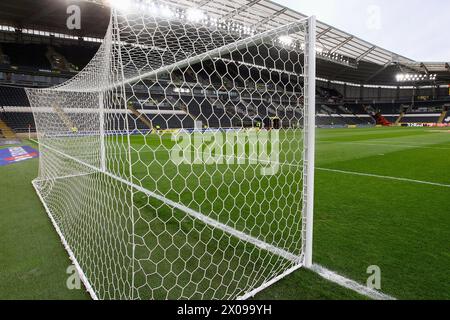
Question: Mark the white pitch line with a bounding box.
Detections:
[318,140,450,151]
[318,167,450,188]
[310,264,396,300]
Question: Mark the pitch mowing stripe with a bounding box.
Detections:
[318,167,450,188]
[310,264,396,300]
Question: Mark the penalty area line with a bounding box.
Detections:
[310,264,396,300]
[317,167,450,188]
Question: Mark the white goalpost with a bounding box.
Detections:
[26,1,316,300]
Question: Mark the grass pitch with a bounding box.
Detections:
[1,126,449,299]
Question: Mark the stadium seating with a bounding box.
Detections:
[315,103,375,127]
[316,114,343,127]
[54,45,99,71]
[0,86,29,106]
[383,115,399,123]
[149,114,195,130]
[443,111,450,124]
[374,113,391,126]
[317,87,343,103]
[0,43,102,72]
[371,103,403,114]
[0,42,448,131]
[0,112,35,130]
[1,43,51,70]
[401,113,442,123]
[0,44,10,66]
[1,50,449,132]
[344,103,368,114]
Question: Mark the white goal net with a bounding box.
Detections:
[26,1,316,300]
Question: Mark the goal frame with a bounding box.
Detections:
[27,10,316,300]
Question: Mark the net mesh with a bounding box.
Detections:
[26,2,314,300]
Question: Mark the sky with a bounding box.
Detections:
[274,0,450,62]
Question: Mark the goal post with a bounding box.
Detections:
[303,15,316,269]
[26,2,316,300]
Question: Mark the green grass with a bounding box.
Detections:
[0,141,86,299]
[314,127,450,300]
[0,126,449,299]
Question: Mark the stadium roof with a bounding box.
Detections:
[0,0,110,38]
[0,0,449,86]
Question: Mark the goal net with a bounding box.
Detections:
[26,1,316,300]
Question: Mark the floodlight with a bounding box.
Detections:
[109,0,133,12]
[160,6,174,18]
[278,35,293,46]
[186,8,205,22]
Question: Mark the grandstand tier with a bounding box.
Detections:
[0,0,449,132]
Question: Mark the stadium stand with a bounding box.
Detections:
[0,111,34,131]
[2,44,51,70]
[0,85,29,106]
[0,118,16,138]
[374,113,391,126]
[0,37,449,132]
[0,44,10,66]
[0,85,33,132]
[443,111,450,124]
[401,113,442,124]
[54,45,100,71]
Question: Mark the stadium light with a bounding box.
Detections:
[396,73,437,82]
[278,35,293,46]
[314,49,351,67]
[109,0,133,12]
[173,87,190,93]
[159,5,174,18]
[315,46,324,54]
[186,8,205,22]
[144,3,159,15]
